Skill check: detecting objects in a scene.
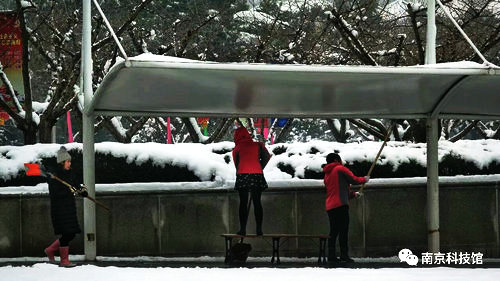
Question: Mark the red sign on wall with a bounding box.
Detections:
[0,12,22,68]
[0,12,24,123]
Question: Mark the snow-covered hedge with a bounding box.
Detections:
[1,140,499,187]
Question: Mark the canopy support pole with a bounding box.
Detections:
[82,0,96,261]
[426,118,440,253]
[426,0,436,64]
[436,0,489,64]
[425,0,439,253]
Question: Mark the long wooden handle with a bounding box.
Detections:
[359,123,394,193]
[51,174,110,211]
[85,195,110,211]
[51,174,77,192]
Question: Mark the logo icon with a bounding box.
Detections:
[399,248,419,266]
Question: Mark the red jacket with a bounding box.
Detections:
[323,162,366,211]
[232,127,271,174]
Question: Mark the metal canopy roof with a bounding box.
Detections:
[88,57,500,120]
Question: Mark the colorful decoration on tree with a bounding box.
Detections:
[0,86,25,126]
[253,118,270,139]
[271,118,289,127]
[197,117,209,136]
[167,117,172,144]
[66,111,74,143]
[0,111,8,125]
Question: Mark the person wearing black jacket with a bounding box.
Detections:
[44,146,87,267]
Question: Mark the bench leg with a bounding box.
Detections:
[318,238,327,264]
[271,237,281,264]
[224,237,233,264]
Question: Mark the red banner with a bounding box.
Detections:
[0,12,24,123]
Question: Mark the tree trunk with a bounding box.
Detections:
[326,118,347,143]
[408,119,427,143]
[17,0,37,144]
[38,118,55,143]
[275,118,294,143]
[181,117,200,143]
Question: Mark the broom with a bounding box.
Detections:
[359,122,395,193]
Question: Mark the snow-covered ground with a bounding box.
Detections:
[1,260,499,281]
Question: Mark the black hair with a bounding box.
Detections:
[326,153,342,164]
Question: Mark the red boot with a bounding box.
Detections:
[59,247,76,267]
[44,239,60,263]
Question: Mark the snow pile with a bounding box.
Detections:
[1,140,499,182]
[268,139,500,176]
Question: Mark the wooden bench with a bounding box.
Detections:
[221,234,329,264]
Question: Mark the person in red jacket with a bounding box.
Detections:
[322,153,369,263]
[232,126,271,236]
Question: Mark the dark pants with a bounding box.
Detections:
[327,205,350,260]
[59,233,76,247]
[238,188,263,234]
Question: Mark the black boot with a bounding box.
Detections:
[236,219,246,236]
[340,246,354,263]
[256,225,263,236]
[237,202,248,236]
[339,255,354,263]
[236,217,247,235]
[328,242,338,263]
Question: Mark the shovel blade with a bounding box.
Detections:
[24,163,42,176]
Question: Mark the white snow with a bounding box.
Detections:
[188,117,209,143]
[1,140,499,192]
[2,174,500,195]
[31,101,49,113]
[278,0,332,12]
[20,1,35,8]
[120,53,500,74]
[409,61,493,69]
[233,8,290,27]
[110,117,127,138]
[17,110,41,125]
[236,32,258,44]
[0,261,498,281]
[129,53,198,63]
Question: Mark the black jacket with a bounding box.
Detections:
[48,166,82,235]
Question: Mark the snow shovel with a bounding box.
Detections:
[227,197,253,264]
[359,122,395,193]
[24,163,110,211]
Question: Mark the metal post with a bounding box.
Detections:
[82,0,96,261]
[51,125,56,143]
[425,0,439,253]
[425,0,436,64]
[426,118,439,253]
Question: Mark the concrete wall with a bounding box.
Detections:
[0,180,498,258]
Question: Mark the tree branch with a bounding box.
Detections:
[328,6,377,65]
[202,118,229,144]
[275,118,294,143]
[75,0,154,56]
[449,120,478,142]
[181,117,200,143]
[407,3,425,65]
[348,119,384,140]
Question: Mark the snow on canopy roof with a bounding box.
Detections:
[88,54,500,120]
